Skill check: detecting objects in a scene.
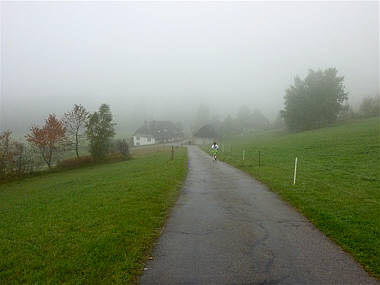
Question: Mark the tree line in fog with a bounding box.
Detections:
[1,67,378,179]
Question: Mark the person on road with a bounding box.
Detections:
[211,142,219,161]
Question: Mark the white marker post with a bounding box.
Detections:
[243,150,245,161]
[293,157,298,185]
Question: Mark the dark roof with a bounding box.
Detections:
[193,124,218,138]
[134,121,183,140]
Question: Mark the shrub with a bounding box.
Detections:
[56,155,94,169]
[57,153,126,170]
[107,152,128,161]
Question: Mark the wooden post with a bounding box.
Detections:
[258,151,261,168]
[171,145,174,160]
[293,157,298,185]
[243,150,245,161]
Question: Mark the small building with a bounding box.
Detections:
[133,134,155,146]
[133,121,184,146]
[193,124,218,145]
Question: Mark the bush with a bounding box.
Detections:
[57,153,127,170]
[56,156,94,169]
[107,152,127,161]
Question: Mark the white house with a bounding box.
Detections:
[133,134,155,146]
[133,121,184,146]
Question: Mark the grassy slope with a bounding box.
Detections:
[204,118,380,278]
[0,148,187,284]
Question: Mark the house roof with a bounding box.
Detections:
[134,121,183,140]
[193,124,218,138]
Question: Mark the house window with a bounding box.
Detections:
[147,137,151,142]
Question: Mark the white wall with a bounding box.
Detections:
[133,136,155,146]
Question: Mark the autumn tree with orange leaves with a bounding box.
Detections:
[26,114,67,169]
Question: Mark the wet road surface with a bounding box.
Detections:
[140,146,377,284]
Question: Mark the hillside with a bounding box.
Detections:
[206,118,380,278]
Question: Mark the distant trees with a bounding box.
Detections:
[193,104,211,132]
[272,111,286,129]
[359,94,380,118]
[0,130,35,177]
[86,104,116,161]
[281,68,348,132]
[234,106,271,132]
[217,107,271,137]
[220,115,239,137]
[63,104,89,158]
[0,130,12,170]
[236,106,251,131]
[251,109,270,130]
[0,130,14,177]
[337,102,355,121]
[12,141,35,175]
[26,114,68,169]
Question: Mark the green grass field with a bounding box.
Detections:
[203,118,380,278]
[0,148,187,284]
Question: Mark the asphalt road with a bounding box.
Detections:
[140,146,378,285]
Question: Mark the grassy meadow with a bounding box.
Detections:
[203,118,380,278]
[0,147,187,284]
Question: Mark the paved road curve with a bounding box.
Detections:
[140,146,377,285]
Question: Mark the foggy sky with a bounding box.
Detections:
[1,1,379,135]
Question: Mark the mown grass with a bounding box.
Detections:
[202,118,380,278]
[0,147,187,284]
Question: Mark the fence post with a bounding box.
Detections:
[171,145,174,160]
[258,151,261,168]
[293,157,298,185]
[243,150,245,161]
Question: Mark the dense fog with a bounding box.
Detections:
[1,1,378,136]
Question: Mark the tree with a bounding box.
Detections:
[13,142,35,175]
[272,111,286,130]
[0,130,36,177]
[220,114,240,137]
[0,130,13,176]
[337,102,355,121]
[26,114,67,169]
[63,104,89,158]
[193,104,210,132]
[281,68,348,132]
[236,106,251,131]
[114,139,130,159]
[250,109,270,130]
[359,94,380,118]
[86,104,116,161]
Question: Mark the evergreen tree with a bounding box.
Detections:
[86,104,116,160]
